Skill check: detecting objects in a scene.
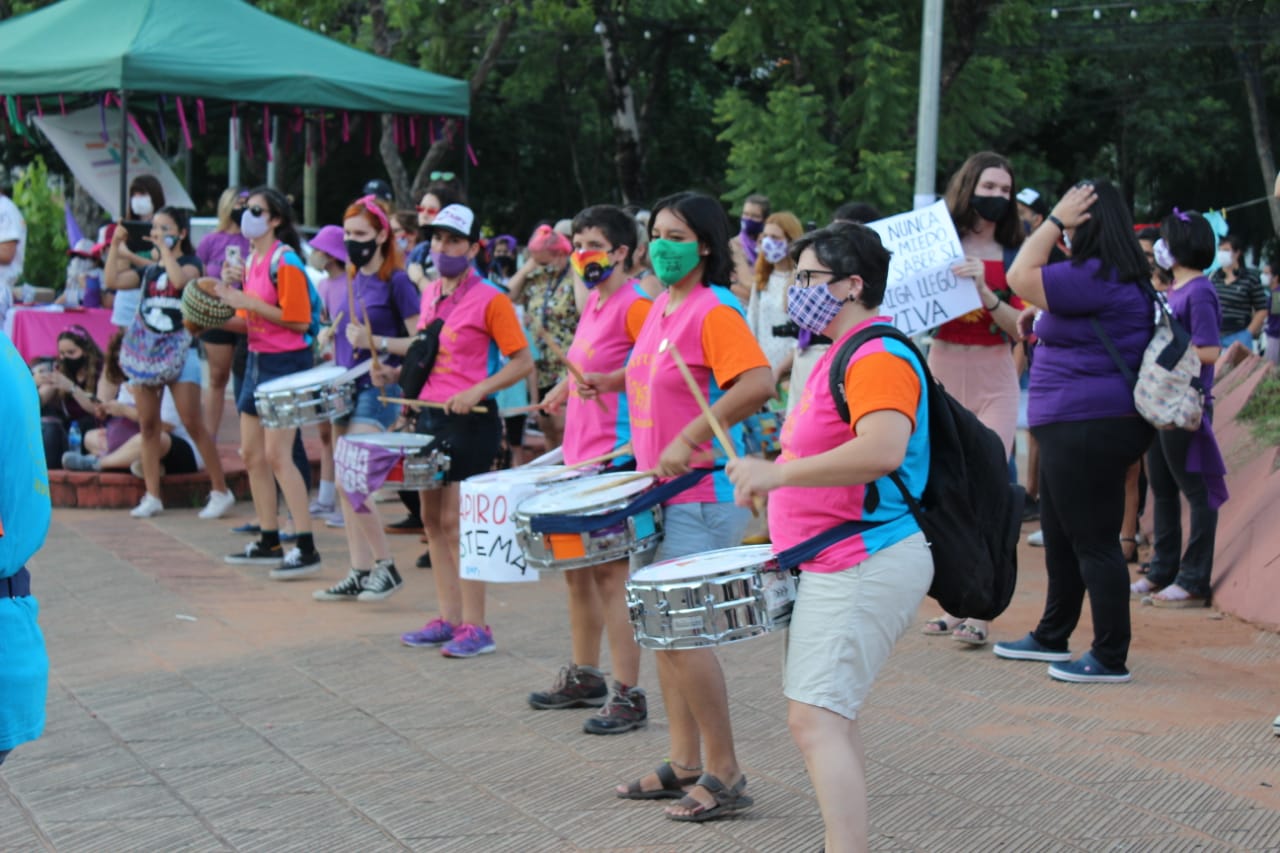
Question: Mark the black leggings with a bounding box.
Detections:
[1030,416,1153,670]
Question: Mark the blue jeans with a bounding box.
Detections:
[1219,328,1254,351]
[0,749,10,766]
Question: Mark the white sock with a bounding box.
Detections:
[318,480,336,506]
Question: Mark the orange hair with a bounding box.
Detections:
[753,211,804,291]
[343,196,402,280]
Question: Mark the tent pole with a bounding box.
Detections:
[266,116,279,189]
[229,115,240,189]
[118,89,129,219]
[303,121,316,227]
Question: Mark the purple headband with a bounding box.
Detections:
[354,194,391,232]
[1172,207,1191,222]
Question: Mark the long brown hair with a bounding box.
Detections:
[943,151,1025,249]
[753,211,804,291]
[56,325,103,391]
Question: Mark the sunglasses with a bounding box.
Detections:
[429,171,455,182]
[247,205,265,217]
[416,205,440,216]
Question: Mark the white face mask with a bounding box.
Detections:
[1217,249,1234,270]
[1262,272,1273,288]
[241,208,270,240]
[130,194,154,218]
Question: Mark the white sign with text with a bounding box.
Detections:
[866,200,980,335]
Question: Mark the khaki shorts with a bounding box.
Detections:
[784,532,933,720]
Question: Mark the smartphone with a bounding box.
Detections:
[225,245,242,269]
[121,220,153,254]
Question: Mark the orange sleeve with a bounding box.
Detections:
[484,293,529,357]
[625,296,653,343]
[843,352,921,434]
[276,262,312,325]
[700,304,770,388]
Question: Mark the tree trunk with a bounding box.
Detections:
[594,6,644,204]
[70,179,103,244]
[1235,46,1280,238]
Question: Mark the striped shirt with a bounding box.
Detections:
[1211,268,1266,334]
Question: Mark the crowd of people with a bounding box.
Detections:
[6,155,1276,853]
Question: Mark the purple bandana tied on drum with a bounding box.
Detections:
[335,437,403,513]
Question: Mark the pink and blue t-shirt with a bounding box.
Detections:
[241,242,312,354]
[769,317,929,574]
[626,284,769,505]
[415,270,529,404]
[562,281,652,465]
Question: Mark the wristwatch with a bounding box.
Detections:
[379,337,389,356]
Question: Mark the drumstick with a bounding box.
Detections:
[579,469,656,495]
[536,328,609,413]
[659,338,761,518]
[378,395,488,414]
[345,276,380,372]
[531,444,632,481]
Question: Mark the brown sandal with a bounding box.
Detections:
[665,772,754,822]
[616,761,701,800]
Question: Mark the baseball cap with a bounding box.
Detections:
[1016,187,1049,217]
[429,204,480,242]
[362,178,394,202]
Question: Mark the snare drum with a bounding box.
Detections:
[459,466,583,583]
[336,433,451,511]
[514,472,663,571]
[254,364,356,429]
[626,545,797,650]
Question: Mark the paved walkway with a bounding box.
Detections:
[3,506,1279,851]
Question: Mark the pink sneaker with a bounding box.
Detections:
[441,623,495,658]
[401,618,455,648]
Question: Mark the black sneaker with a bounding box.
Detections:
[385,514,424,535]
[528,664,608,709]
[357,561,404,601]
[416,550,432,570]
[583,683,648,735]
[313,569,369,601]
[269,547,322,580]
[225,541,283,565]
[1022,497,1040,523]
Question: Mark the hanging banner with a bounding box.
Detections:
[31,107,193,220]
[866,200,982,336]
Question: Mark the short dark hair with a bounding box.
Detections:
[789,222,893,309]
[744,193,770,216]
[1221,233,1244,253]
[650,191,733,287]
[831,201,883,225]
[1135,226,1161,244]
[247,186,302,254]
[1063,181,1149,283]
[1160,210,1216,271]
[944,151,1024,249]
[154,206,196,257]
[571,205,638,264]
[128,174,165,212]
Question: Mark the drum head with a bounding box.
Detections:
[465,466,576,487]
[345,432,433,450]
[518,472,653,515]
[256,363,348,392]
[632,545,776,582]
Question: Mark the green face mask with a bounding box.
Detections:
[649,238,702,286]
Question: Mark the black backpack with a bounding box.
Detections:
[828,325,1023,621]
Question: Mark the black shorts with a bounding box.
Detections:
[162,434,199,475]
[504,414,527,449]
[201,328,240,347]
[415,403,503,483]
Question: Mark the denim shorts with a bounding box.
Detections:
[334,382,403,430]
[175,344,202,385]
[236,347,315,418]
[630,501,752,570]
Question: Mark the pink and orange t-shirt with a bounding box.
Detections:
[416,270,528,404]
[626,284,769,505]
[562,281,653,465]
[769,317,930,573]
[241,242,312,354]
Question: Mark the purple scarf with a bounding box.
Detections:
[1186,414,1229,510]
[336,437,406,513]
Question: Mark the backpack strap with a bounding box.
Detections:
[268,243,290,286]
[1089,316,1137,389]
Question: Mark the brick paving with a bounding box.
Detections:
[3,505,1279,851]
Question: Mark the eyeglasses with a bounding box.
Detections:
[793,268,849,288]
[247,205,265,217]
[429,171,455,182]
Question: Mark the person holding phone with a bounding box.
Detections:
[103,175,165,328]
[196,188,251,444]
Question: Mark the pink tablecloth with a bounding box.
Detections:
[6,307,118,362]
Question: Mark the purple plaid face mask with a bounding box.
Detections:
[787,275,852,335]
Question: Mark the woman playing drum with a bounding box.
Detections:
[532,205,657,734]
[589,192,773,821]
[727,222,934,853]
[311,195,421,603]
[373,204,534,658]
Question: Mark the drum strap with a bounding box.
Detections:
[773,520,885,572]
[528,469,713,534]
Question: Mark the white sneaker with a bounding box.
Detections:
[130,493,164,518]
[1028,529,1044,547]
[198,490,236,520]
[1273,714,1280,736]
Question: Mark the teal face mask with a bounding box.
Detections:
[649,238,702,286]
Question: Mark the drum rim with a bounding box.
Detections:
[341,432,433,448]
[516,471,655,514]
[628,544,777,581]
[255,364,351,391]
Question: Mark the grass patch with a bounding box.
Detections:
[1237,369,1280,446]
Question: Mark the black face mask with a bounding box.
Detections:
[61,355,86,374]
[232,207,247,228]
[970,195,1010,223]
[345,238,379,269]
[492,255,517,278]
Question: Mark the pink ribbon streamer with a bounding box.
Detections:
[342,110,350,142]
[175,97,193,149]
[58,94,66,115]
[34,97,43,117]
[263,106,272,162]
[196,98,206,134]
[466,143,479,167]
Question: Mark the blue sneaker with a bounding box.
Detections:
[401,618,455,648]
[993,632,1071,662]
[1048,651,1131,683]
[232,522,261,535]
[441,623,496,658]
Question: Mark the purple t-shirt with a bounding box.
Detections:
[331,268,420,368]
[195,231,250,280]
[1164,275,1221,406]
[1028,258,1154,427]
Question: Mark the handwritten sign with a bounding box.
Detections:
[866,200,980,336]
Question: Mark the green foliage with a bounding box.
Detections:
[11,156,67,289]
